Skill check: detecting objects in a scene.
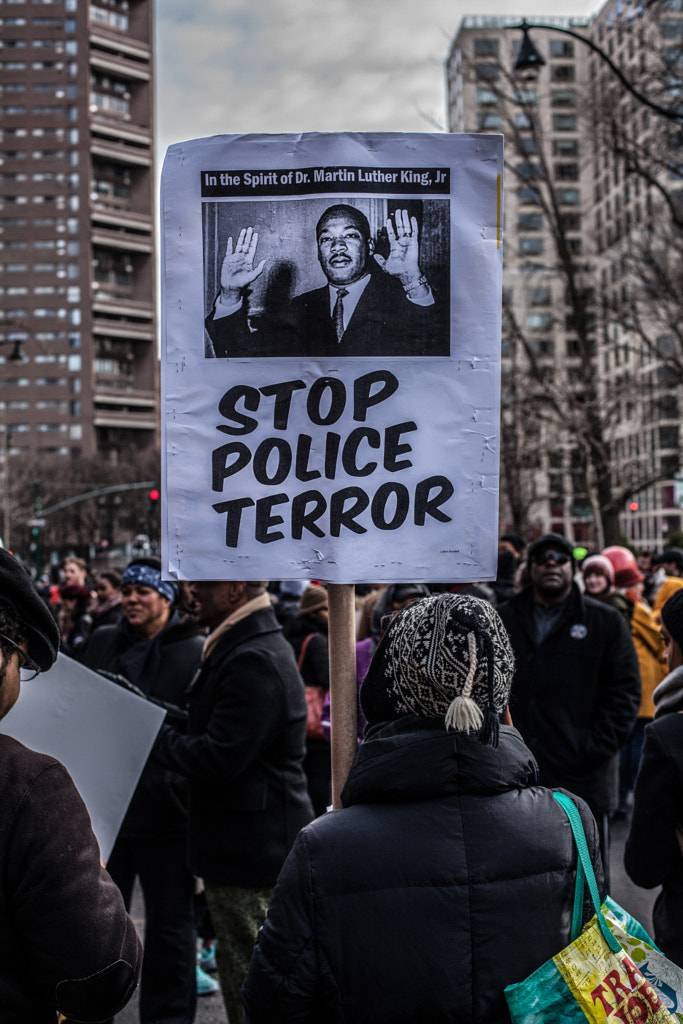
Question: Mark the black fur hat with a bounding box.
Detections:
[0,549,59,670]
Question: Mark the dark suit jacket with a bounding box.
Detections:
[153,604,314,886]
[205,270,449,358]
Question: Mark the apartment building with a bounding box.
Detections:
[447,4,683,549]
[0,0,157,467]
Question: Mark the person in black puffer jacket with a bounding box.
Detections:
[242,593,604,1024]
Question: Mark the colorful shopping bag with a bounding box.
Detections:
[505,791,683,1023]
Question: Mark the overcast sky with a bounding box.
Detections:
[155,1,602,160]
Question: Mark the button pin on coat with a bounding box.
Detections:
[570,624,587,640]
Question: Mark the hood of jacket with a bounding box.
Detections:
[341,717,538,807]
[653,664,683,718]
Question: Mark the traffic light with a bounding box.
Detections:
[629,501,639,512]
[149,488,160,512]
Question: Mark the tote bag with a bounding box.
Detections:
[505,791,683,1023]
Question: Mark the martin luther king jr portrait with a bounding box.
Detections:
[203,199,450,358]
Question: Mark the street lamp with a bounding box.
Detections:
[0,337,25,551]
[509,20,683,124]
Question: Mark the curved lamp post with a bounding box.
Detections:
[509,20,683,125]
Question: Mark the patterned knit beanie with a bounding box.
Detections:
[661,588,683,650]
[360,593,515,747]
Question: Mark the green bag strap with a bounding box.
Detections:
[553,791,620,954]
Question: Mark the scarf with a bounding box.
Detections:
[202,592,272,661]
[653,664,683,718]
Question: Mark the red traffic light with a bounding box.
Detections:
[629,501,639,512]
[149,489,160,501]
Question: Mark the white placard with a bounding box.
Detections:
[0,653,166,861]
[161,132,503,583]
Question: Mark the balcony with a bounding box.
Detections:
[89,29,150,63]
[89,136,151,166]
[92,319,155,341]
[92,297,154,319]
[90,207,152,233]
[89,49,150,82]
[94,388,156,407]
[91,226,153,253]
[89,117,151,148]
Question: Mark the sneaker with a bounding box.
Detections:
[198,942,217,973]
[196,963,220,997]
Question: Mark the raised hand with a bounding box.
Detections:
[373,209,424,291]
[219,227,266,303]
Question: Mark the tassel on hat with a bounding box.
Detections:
[360,593,515,747]
[444,633,485,733]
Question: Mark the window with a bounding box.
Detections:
[518,212,543,230]
[519,238,544,255]
[560,213,581,230]
[476,88,498,106]
[551,90,576,108]
[555,163,579,180]
[518,186,541,204]
[515,162,542,180]
[550,65,575,82]
[549,40,574,57]
[517,137,537,154]
[553,138,578,156]
[475,64,499,81]
[90,5,129,29]
[477,112,503,130]
[555,187,580,205]
[552,114,577,131]
[526,313,552,329]
[474,38,499,57]
[514,88,538,105]
[514,112,533,129]
[527,287,551,305]
[662,20,683,39]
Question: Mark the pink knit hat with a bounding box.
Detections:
[581,554,615,583]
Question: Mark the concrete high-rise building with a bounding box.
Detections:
[0,0,157,469]
[447,5,683,550]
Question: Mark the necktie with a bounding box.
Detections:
[332,288,348,342]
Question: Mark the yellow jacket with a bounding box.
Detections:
[628,599,666,718]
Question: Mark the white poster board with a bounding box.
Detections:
[0,654,166,861]
[161,132,503,583]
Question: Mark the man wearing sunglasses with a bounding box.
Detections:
[0,547,141,1021]
[498,533,640,880]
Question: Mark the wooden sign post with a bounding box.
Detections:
[327,582,358,809]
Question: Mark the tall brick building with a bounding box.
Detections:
[0,0,157,468]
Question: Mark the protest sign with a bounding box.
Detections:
[0,654,166,861]
[161,132,503,583]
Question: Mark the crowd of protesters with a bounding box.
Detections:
[2,536,683,1021]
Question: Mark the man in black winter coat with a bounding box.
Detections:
[81,557,204,1024]
[153,580,313,1024]
[498,533,641,877]
[242,593,604,1024]
[0,548,141,1023]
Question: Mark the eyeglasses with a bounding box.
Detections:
[531,550,571,567]
[0,633,41,680]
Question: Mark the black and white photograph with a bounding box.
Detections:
[202,197,450,358]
